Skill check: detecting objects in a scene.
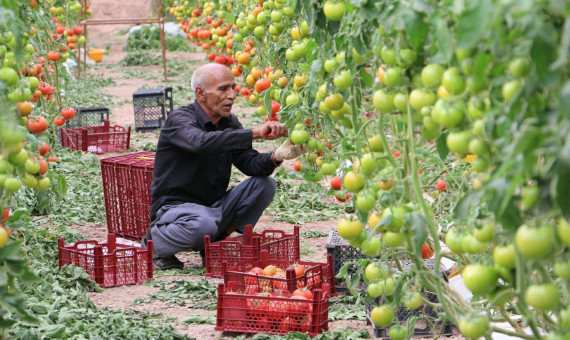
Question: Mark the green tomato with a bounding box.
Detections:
[558,218,570,246]
[388,325,407,340]
[462,264,497,295]
[502,80,522,101]
[393,92,408,112]
[322,1,346,21]
[373,90,395,113]
[515,224,554,259]
[509,58,531,78]
[356,192,376,213]
[446,130,471,154]
[473,223,494,242]
[290,129,309,145]
[525,283,560,311]
[381,47,397,65]
[333,70,352,90]
[383,67,403,87]
[421,64,444,87]
[383,231,406,247]
[403,292,422,310]
[370,305,395,327]
[493,244,516,269]
[459,315,489,339]
[441,67,465,94]
[554,260,570,280]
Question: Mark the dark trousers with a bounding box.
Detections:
[150,176,276,259]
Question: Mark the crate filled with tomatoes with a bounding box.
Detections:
[222,249,337,296]
[204,225,300,277]
[58,233,153,288]
[215,281,331,336]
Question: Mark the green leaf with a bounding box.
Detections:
[359,69,374,88]
[473,53,493,84]
[562,81,570,120]
[435,132,449,160]
[531,27,561,87]
[456,0,494,50]
[409,212,428,255]
[454,190,484,220]
[403,12,429,51]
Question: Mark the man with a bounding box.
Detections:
[142,63,307,270]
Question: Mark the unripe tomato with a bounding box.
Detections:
[323,1,346,21]
[36,176,50,191]
[324,93,344,111]
[446,130,471,154]
[0,226,8,248]
[525,283,560,311]
[445,230,464,253]
[356,192,375,212]
[389,325,407,340]
[370,305,394,327]
[337,219,363,241]
[459,315,489,339]
[508,58,531,78]
[403,292,422,310]
[515,224,554,259]
[462,264,497,295]
[558,218,570,246]
[553,260,570,280]
[364,263,385,282]
[373,90,395,113]
[441,67,465,94]
[502,80,522,101]
[380,46,397,65]
[343,171,364,193]
[382,67,403,87]
[382,207,405,232]
[333,70,352,89]
[384,231,406,247]
[421,64,444,87]
[473,223,494,242]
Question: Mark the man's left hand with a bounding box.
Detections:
[252,121,288,140]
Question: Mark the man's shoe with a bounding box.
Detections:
[153,255,184,270]
[199,249,206,268]
[141,227,153,248]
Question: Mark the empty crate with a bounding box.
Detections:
[60,120,131,154]
[204,225,301,278]
[66,107,110,129]
[100,152,155,240]
[215,282,330,336]
[58,233,153,287]
[132,86,173,131]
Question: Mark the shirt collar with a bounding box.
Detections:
[193,100,230,130]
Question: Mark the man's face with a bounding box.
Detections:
[197,68,236,121]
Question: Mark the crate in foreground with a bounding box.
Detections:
[366,291,453,339]
[132,86,173,131]
[58,233,153,288]
[223,249,337,296]
[60,120,131,154]
[66,107,110,129]
[204,225,301,278]
[100,152,155,240]
[216,282,330,336]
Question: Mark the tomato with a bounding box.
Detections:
[462,264,497,295]
[502,79,522,101]
[0,226,8,248]
[292,288,312,300]
[343,171,364,193]
[0,67,19,85]
[515,224,554,259]
[384,231,406,247]
[37,141,50,156]
[324,58,339,73]
[380,46,397,65]
[431,98,465,129]
[388,325,407,340]
[36,176,50,191]
[290,129,309,145]
[436,179,446,191]
[361,236,382,257]
[38,158,48,175]
[421,244,434,259]
[356,192,375,212]
[54,116,66,126]
[373,90,395,113]
[378,179,393,190]
[421,64,444,87]
[446,130,471,154]
[367,283,382,297]
[337,219,363,241]
[473,223,494,242]
[403,292,422,310]
[459,315,489,339]
[4,178,21,193]
[47,51,60,61]
[24,159,40,175]
[364,263,385,282]
[333,70,352,90]
[468,138,489,156]
[554,260,570,279]
[330,176,342,190]
[323,1,346,21]
[324,93,344,111]
[17,102,32,116]
[262,265,277,277]
[382,207,405,232]
[382,67,403,87]
[521,184,539,210]
[509,58,531,78]
[559,218,570,246]
[27,116,48,134]
[62,107,76,120]
[9,149,28,166]
[441,67,465,94]
[370,305,395,327]
[525,283,560,311]
[409,89,435,110]
[461,234,487,254]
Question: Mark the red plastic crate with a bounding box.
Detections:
[223,249,337,297]
[204,225,301,278]
[58,233,153,287]
[215,281,330,336]
[61,120,131,154]
[100,152,155,240]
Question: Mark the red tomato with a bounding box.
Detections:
[54,117,65,126]
[73,26,83,35]
[47,51,60,62]
[1,208,9,223]
[393,150,400,157]
[254,78,271,93]
[421,244,435,259]
[214,54,227,64]
[28,116,47,133]
[293,289,313,300]
[294,161,302,172]
[436,179,447,192]
[271,100,281,114]
[61,107,75,119]
[330,176,342,190]
[206,52,216,61]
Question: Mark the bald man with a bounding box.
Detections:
[143,64,307,270]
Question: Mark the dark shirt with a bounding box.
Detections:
[150,100,278,220]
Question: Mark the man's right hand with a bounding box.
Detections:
[252,121,288,140]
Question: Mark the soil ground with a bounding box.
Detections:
[67,1,463,339]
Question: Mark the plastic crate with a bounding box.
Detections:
[204,225,300,278]
[215,281,330,336]
[100,152,155,240]
[365,291,453,338]
[223,249,337,296]
[60,120,131,154]
[58,233,153,287]
[66,107,110,129]
[325,229,370,290]
[132,86,173,131]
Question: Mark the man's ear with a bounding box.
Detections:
[195,87,204,100]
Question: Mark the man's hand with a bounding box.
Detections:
[273,141,308,162]
[252,121,288,140]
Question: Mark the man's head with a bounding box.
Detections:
[191,63,236,124]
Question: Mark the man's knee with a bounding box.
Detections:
[254,176,276,201]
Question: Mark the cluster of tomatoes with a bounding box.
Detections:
[51,21,86,53]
